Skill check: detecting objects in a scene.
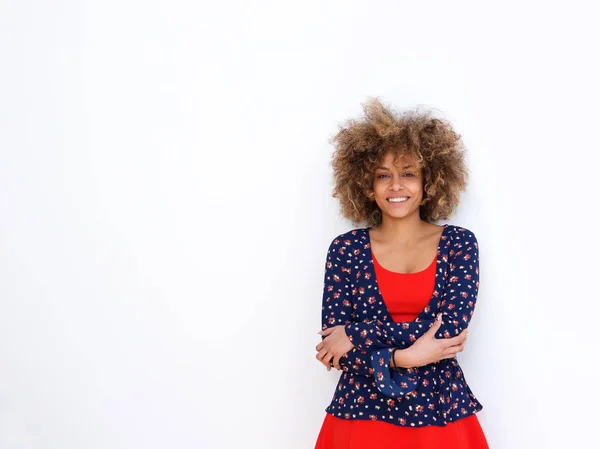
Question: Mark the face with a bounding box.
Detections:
[372,150,423,222]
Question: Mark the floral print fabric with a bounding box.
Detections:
[321,224,483,427]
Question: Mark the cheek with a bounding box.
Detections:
[409,179,423,193]
[372,183,387,200]
[373,177,390,190]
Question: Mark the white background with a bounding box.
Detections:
[1,1,598,448]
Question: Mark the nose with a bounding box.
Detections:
[389,174,404,191]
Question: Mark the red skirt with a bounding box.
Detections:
[314,413,489,449]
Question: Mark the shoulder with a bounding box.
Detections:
[326,228,368,252]
[446,224,479,250]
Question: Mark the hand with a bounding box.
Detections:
[395,314,468,368]
[315,325,355,371]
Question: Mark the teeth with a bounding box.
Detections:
[388,197,409,203]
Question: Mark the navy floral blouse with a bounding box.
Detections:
[320,224,483,427]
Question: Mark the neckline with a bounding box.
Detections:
[366,223,449,273]
[363,224,450,320]
[372,250,437,275]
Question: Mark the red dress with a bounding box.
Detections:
[315,251,489,449]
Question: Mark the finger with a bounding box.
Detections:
[444,339,467,354]
[443,343,464,356]
[444,330,468,348]
[320,327,334,337]
[316,342,324,351]
[332,355,342,370]
[317,348,337,371]
[453,341,466,353]
[425,314,443,335]
[316,349,329,363]
[319,354,331,369]
[440,353,457,360]
[443,337,462,349]
[445,337,466,351]
[323,354,333,371]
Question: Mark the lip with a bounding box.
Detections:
[386,196,410,205]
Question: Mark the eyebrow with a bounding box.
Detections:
[376,164,416,170]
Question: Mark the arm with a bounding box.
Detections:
[320,235,375,377]
[345,229,480,352]
[318,236,424,388]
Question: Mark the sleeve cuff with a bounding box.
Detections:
[370,348,419,398]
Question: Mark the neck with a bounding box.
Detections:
[376,214,429,244]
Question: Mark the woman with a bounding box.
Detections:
[314,99,489,449]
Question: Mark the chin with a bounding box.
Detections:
[383,208,418,219]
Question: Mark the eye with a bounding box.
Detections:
[376,173,390,179]
[402,173,416,177]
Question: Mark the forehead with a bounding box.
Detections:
[380,150,418,168]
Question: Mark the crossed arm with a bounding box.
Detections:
[316,229,479,379]
[316,235,376,376]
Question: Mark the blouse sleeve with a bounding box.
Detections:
[344,229,480,352]
[322,237,418,399]
[321,235,375,377]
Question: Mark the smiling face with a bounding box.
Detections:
[372,150,424,222]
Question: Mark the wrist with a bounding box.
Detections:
[393,347,415,369]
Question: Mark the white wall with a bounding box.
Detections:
[1,1,598,448]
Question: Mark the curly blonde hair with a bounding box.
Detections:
[329,98,469,227]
